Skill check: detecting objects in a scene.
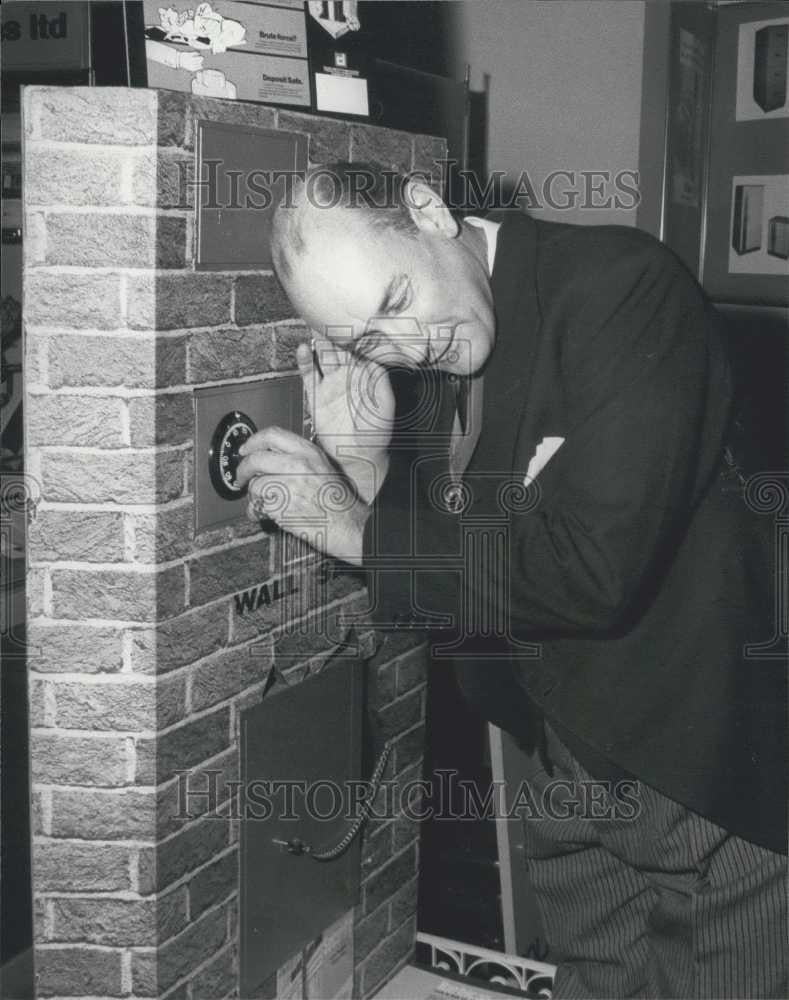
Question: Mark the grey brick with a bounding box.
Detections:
[389,874,419,929]
[188,327,275,383]
[360,916,416,996]
[373,663,397,709]
[52,674,185,731]
[50,564,185,621]
[378,689,423,743]
[31,733,128,786]
[33,86,157,144]
[41,449,184,504]
[272,622,336,670]
[49,333,187,390]
[27,567,47,617]
[135,707,231,785]
[156,747,238,839]
[28,510,125,563]
[157,90,276,150]
[361,822,393,879]
[363,845,418,915]
[26,146,124,206]
[188,848,238,919]
[31,790,45,835]
[25,327,47,384]
[233,559,357,646]
[130,150,194,209]
[396,646,428,696]
[230,571,315,644]
[25,272,122,329]
[29,677,48,727]
[190,645,264,714]
[354,904,389,964]
[128,603,229,674]
[50,787,156,840]
[33,841,132,893]
[393,811,421,853]
[371,632,427,669]
[392,723,425,775]
[130,504,194,564]
[128,393,194,447]
[189,943,236,1000]
[27,393,125,448]
[52,678,157,731]
[50,889,188,946]
[127,273,232,330]
[45,213,186,269]
[140,815,229,895]
[234,275,294,326]
[132,903,227,995]
[157,89,192,148]
[35,945,124,997]
[271,323,310,370]
[412,134,447,186]
[188,538,271,608]
[350,125,413,172]
[163,983,190,1000]
[26,622,124,673]
[278,112,350,164]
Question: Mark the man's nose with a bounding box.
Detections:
[369,316,425,360]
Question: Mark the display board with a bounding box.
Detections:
[660,2,716,279]
[142,0,310,106]
[702,1,789,304]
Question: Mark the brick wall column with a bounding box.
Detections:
[23,86,443,1000]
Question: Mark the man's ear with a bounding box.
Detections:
[403,179,459,237]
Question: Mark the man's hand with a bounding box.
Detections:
[236,427,369,565]
[297,337,393,504]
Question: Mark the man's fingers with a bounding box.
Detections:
[236,428,316,486]
[246,475,295,525]
[238,425,311,458]
[296,342,314,377]
[236,449,302,487]
[313,334,345,371]
[296,343,317,417]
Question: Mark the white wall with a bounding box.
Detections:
[449,0,647,226]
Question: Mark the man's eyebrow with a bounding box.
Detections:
[377,273,409,314]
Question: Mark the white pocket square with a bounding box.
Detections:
[524,436,565,484]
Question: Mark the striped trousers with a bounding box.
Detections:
[519,720,788,999]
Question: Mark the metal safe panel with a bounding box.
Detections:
[196,121,308,270]
[194,377,305,533]
[240,657,363,996]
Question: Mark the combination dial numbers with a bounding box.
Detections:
[208,410,258,500]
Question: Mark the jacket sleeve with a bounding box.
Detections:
[362,245,733,635]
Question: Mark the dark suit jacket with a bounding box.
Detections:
[362,212,787,854]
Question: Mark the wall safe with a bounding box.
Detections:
[194,376,306,533]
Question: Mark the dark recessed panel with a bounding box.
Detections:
[196,121,307,270]
[194,377,306,534]
[240,657,363,996]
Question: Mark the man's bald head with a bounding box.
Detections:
[270,161,420,284]
[267,161,495,375]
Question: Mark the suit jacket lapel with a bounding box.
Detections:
[470,212,542,478]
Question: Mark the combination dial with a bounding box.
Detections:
[208,410,258,500]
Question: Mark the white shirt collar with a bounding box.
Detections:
[465,216,500,276]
